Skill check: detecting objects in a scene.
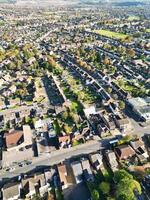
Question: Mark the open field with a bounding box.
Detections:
[146,29,150,33]
[127,16,140,21]
[93,29,128,40]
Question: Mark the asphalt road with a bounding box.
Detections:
[0,140,104,181]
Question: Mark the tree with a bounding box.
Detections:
[62,111,68,121]
[91,189,99,200]
[118,46,126,55]
[118,79,124,87]
[116,178,137,200]
[114,170,141,200]
[63,124,72,134]
[99,181,110,195]
[118,101,125,110]
[71,113,80,124]
[107,87,112,94]
[117,135,132,145]
[25,116,32,124]
[103,57,111,65]
[127,48,135,58]
[114,170,133,183]
[123,36,132,43]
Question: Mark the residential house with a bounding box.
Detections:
[71,161,83,184]
[9,85,17,93]
[130,139,149,163]
[4,130,24,149]
[28,57,36,65]
[102,114,116,131]
[115,145,136,161]
[81,158,94,182]
[114,114,132,134]
[58,163,74,189]
[36,132,51,155]
[59,135,71,149]
[8,98,20,108]
[22,172,48,198]
[44,168,56,184]
[2,182,21,200]
[89,153,105,173]
[105,150,119,172]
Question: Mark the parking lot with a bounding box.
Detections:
[2,148,33,168]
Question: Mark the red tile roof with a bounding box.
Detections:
[5,130,23,148]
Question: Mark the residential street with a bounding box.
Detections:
[0,140,103,181]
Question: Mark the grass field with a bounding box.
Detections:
[127,16,140,21]
[93,29,128,40]
[146,29,150,33]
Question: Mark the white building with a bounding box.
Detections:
[128,97,150,122]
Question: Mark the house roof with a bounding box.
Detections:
[22,173,46,194]
[89,153,104,171]
[130,139,144,150]
[106,151,118,169]
[118,118,130,126]
[115,145,136,160]
[5,130,23,148]
[59,135,70,143]
[58,164,68,186]
[71,161,83,176]
[3,182,20,200]
[81,158,91,170]
[89,153,103,165]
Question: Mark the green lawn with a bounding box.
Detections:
[146,29,150,33]
[115,80,137,92]
[93,29,128,40]
[127,16,140,21]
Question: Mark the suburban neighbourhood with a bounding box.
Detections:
[0,0,150,200]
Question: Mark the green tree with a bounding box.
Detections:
[116,178,136,200]
[63,124,72,134]
[91,189,100,200]
[114,170,141,200]
[107,87,112,94]
[114,170,133,183]
[118,101,125,110]
[126,48,135,58]
[62,111,68,121]
[99,181,110,195]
